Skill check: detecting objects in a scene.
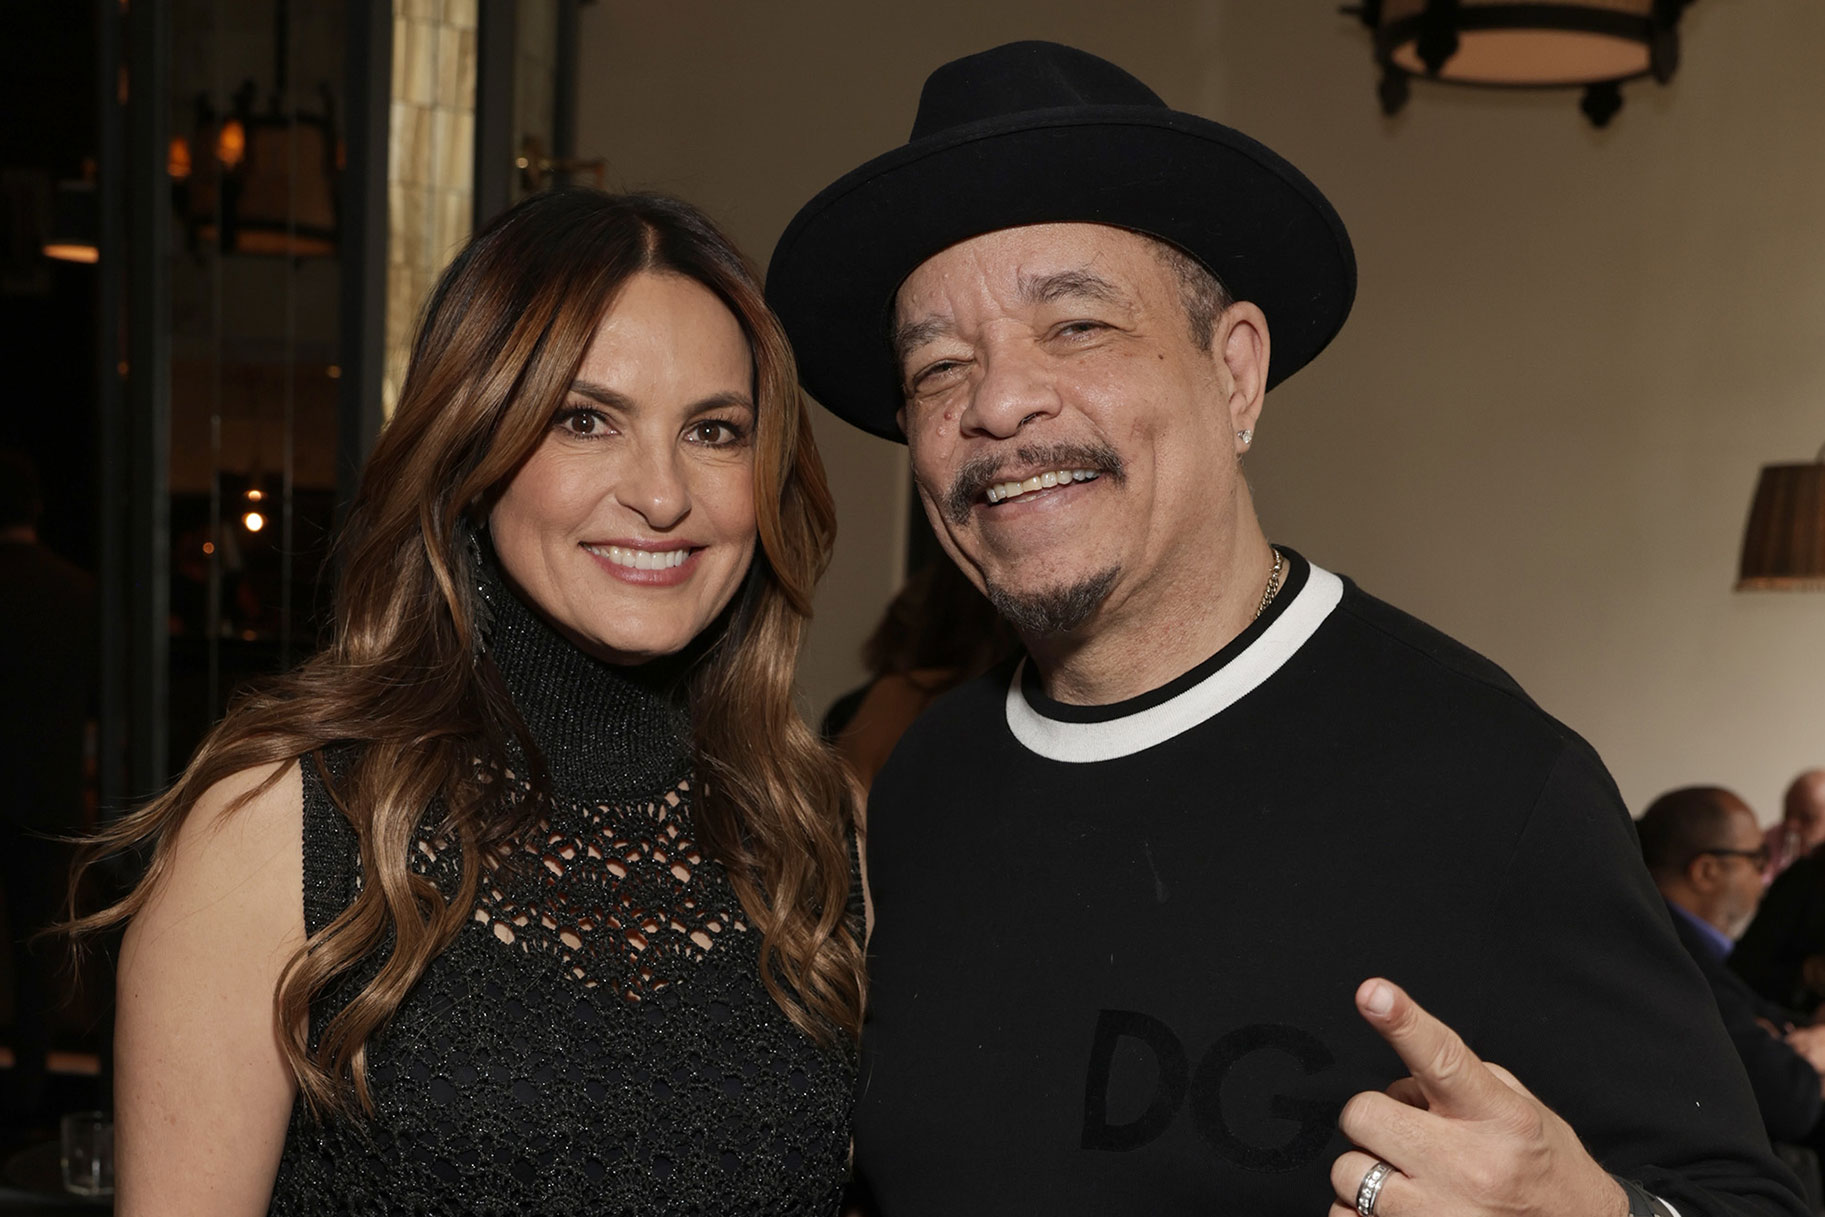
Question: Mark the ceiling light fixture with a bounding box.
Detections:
[1343,0,1701,128]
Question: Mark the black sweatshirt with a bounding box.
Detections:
[853,551,1804,1217]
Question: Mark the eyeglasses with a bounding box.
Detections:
[1698,847,1771,868]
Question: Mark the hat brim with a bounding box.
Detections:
[767,104,1356,442]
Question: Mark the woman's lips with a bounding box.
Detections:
[582,541,702,586]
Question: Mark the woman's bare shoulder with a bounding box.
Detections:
[116,759,308,1213]
[131,759,305,948]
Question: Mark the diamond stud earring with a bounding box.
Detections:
[1237,429,1253,445]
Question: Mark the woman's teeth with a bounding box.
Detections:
[587,544,691,570]
[984,469,1099,505]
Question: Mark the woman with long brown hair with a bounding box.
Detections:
[70,190,864,1214]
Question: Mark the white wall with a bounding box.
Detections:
[577,0,1825,819]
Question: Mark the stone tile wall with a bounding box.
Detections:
[383,0,476,418]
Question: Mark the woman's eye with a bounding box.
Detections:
[1056,320,1105,338]
[554,408,609,437]
[688,419,747,446]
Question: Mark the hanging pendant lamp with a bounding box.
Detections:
[219,0,340,256]
[1738,444,1825,591]
[1344,0,1700,127]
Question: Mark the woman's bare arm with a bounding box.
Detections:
[115,760,305,1217]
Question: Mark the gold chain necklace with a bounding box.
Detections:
[1253,548,1286,621]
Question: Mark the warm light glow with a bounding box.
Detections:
[1389,28,1649,85]
[326,364,342,379]
[43,242,100,264]
[245,487,265,502]
[202,541,216,555]
[168,135,192,180]
[243,510,266,532]
[217,119,245,168]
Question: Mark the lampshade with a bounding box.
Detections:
[1738,457,1825,591]
[224,106,339,257]
[187,0,343,261]
[1348,0,1699,127]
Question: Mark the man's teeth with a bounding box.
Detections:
[984,469,1099,504]
[587,544,691,570]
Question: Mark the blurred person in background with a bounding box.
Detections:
[1735,772,1825,1015]
[1764,770,1825,883]
[1637,786,1825,1148]
[0,448,95,1118]
[823,557,1018,788]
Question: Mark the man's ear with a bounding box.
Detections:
[1685,854,1720,891]
[1217,301,1270,444]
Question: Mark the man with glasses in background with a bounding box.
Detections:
[1639,787,1825,1184]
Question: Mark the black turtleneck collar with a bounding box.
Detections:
[479,550,695,800]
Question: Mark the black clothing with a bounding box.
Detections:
[0,538,95,1101]
[269,581,855,1215]
[1733,854,1825,1014]
[1665,902,1821,1143]
[0,538,94,832]
[855,552,1803,1217]
[0,830,72,1111]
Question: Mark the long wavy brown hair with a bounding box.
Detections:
[69,189,862,1115]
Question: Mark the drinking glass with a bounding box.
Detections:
[59,1110,114,1197]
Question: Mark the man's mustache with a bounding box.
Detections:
[941,443,1126,525]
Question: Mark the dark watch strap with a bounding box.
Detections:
[1615,1176,1681,1217]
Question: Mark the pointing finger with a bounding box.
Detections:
[1356,978,1508,1116]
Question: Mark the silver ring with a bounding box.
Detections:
[1355,1160,1395,1216]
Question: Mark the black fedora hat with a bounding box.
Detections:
[767,40,1357,443]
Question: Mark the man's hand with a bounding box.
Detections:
[1784,1024,1825,1077]
[1329,979,1630,1217]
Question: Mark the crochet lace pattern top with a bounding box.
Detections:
[267,574,857,1216]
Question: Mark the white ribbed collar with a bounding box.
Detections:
[1004,563,1344,763]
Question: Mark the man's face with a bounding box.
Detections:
[892,223,1255,639]
[1712,804,1769,939]
[1789,771,1825,850]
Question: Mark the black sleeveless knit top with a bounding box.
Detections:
[267,579,857,1215]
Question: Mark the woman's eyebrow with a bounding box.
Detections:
[569,379,634,408]
[568,381,753,414]
[685,391,755,414]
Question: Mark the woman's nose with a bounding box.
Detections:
[614,447,693,529]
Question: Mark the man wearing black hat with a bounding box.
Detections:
[770,41,1802,1217]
